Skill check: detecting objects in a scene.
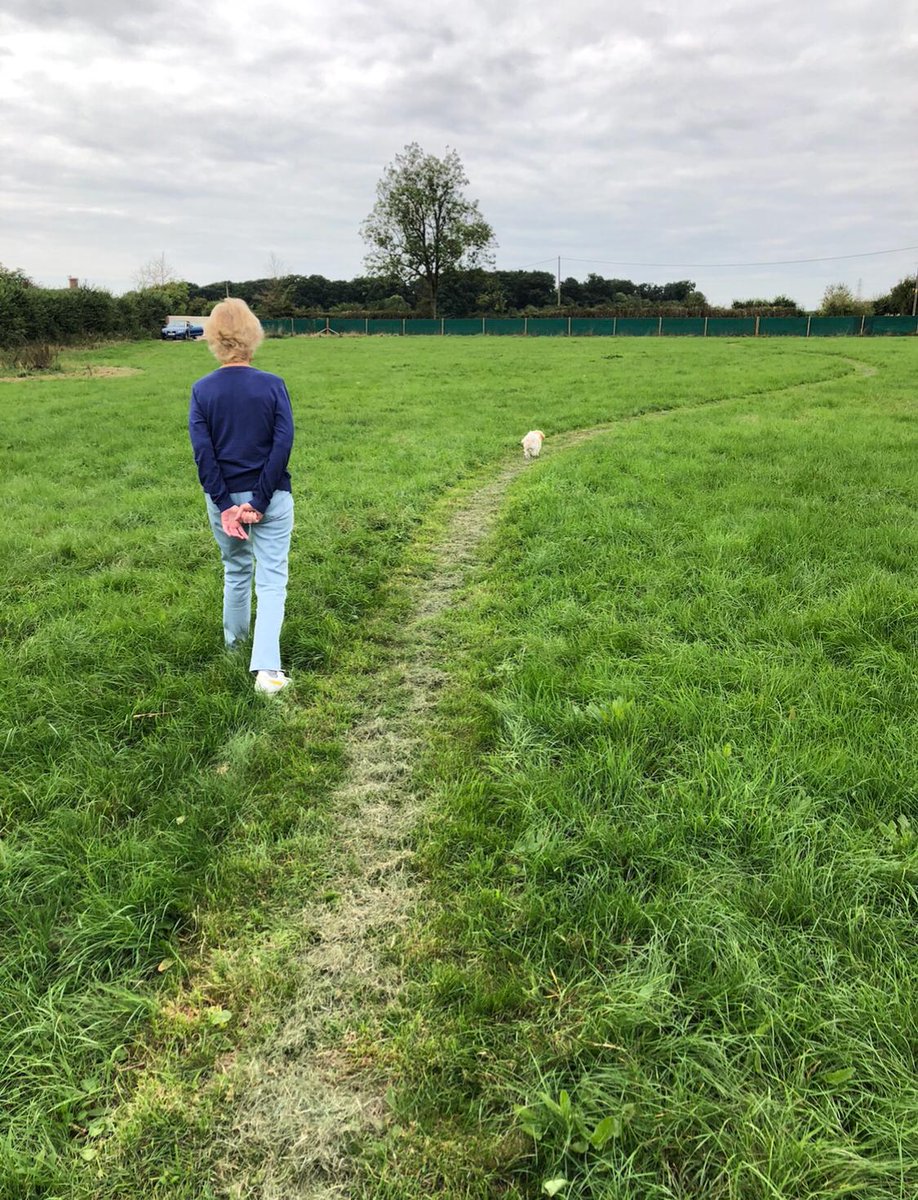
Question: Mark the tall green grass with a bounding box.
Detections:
[0,335,912,1197]
[361,348,918,1197]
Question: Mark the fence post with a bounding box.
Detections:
[482,317,486,335]
[290,317,294,335]
[441,318,445,336]
[703,316,708,337]
[402,319,406,336]
[524,317,528,336]
[658,316,663,336]
[567,317,571,336]
[612,316,617,337]
[806,315,811,338]
[754,315,760,337]
[859,314,865,336]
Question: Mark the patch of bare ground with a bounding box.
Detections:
[0,365,142,382]
[220,355,876,1197]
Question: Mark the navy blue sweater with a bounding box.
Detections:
[189,366,294,514]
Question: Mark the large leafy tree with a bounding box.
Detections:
[361,143,495,318]
[873,274,918,316]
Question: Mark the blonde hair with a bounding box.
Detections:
[204,297,264,363]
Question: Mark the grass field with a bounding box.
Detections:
[1,335,916,1199]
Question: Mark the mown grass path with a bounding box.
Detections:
[221,350,887,1198]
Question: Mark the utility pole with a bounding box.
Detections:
[912,263,917,318]
[557,256,561,307]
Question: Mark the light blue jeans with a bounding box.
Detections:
[205,489,294,672]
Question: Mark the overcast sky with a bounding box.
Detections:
[2,0,916,308]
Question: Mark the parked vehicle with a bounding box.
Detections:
[161,320,204,340]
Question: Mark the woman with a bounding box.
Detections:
[189,297,295,694]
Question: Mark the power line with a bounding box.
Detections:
[556,244,918,270]
[512,257,559,271]
[507,244,918,272]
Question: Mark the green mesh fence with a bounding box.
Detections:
[485,318,526,335]
[616,318,659,336]
[706,318,756,336]
[444,319,484,335]
[527,318,568,336]
[256,313,915,340]
[325,318,366,334]
[759,316,809,337]
[866,315,918,336]
[570,318,614,336]
[262,318,321,336]
[663,317,704,336]
[809,316,862,337]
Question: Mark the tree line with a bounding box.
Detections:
[1,263,913,351]
[187,269,721,319]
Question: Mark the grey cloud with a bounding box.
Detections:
[2,0,225,50]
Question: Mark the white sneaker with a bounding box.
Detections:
[254,669,290,694]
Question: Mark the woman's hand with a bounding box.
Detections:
[238,503,263,524]
[220,505,249,540]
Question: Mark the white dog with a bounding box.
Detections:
[521,430,545,460]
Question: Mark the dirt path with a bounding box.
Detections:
[223,355,875,1197]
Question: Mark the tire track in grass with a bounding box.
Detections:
[224,353,876,1198]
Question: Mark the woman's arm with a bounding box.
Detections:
[250,382,295,516]
[189,389,233,511]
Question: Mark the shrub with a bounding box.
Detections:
[1,342,61,373]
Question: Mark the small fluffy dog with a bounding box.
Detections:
[521,430,545,460]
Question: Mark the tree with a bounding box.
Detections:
[254,253,295,318]
[361,143,496,318]
[820,282,870,317]
[660,280,698,303]
[561,276,585,306]
[0,263,33,288]
[129,255,190,323]
[497,270,556,310]
[873,274,918,316]
[134,253,179,291]
[476,280,509,314]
